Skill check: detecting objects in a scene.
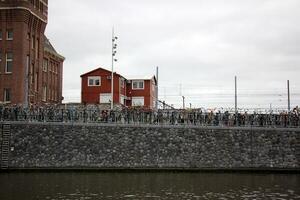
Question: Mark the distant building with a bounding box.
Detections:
[81,67,157,109]
[0,0,64,105]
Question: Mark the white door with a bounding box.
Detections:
[100,93,112,103]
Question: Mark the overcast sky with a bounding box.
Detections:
[45,0,300,110]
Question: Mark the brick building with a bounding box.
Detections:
[81,67,157,109]
[0,0,64,106]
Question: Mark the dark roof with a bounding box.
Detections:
[44,36,65,60]
[80,67,124,78]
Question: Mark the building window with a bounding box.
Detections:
[100,93,112,103]
[120,95,125,105]
[30,64,34,84]
[132,80,144,90]
[32,35,35,49]
[4,89,11,103]
[6,52,13,73]
[34,72,38,92]
[88,76,101,86]
[7,29,13,40]
[0,30,2,40]
[120,78,125,88]
[36,38,39,59]
[132,97,144,106]
[42,86,47,101]
[43,59,48,72]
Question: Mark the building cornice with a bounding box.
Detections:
[0,6,47,23]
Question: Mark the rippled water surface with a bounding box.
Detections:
[0,172,299,199]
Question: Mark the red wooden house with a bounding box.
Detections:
[81,67,157,109]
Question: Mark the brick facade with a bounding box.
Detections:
[0,0,64,105]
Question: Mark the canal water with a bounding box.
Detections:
[0,172,299,199]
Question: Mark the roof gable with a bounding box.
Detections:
[80,67,123,78]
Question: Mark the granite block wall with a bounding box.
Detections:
[1,122,299,169]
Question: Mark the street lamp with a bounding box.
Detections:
[111,29,118,110]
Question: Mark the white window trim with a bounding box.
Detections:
[43,59,48,72]
[120,78,125,88]
[6,30,13,40]
[132,80,144,90]
[88,76,101,87]
[120,95,126,105]
[42,86,47,102]
[5,53,13,74]
[4,89,11,103]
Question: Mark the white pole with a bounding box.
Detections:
[156,66,159,110]
[287,80,290,112]
[111,28,114,110]
[235,76,237,114]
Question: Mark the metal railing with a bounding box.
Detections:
[0,105,299,128]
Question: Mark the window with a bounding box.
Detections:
[32,35,35,49]
[6,52,13,73]
[7,29,13,40]
[42,86,47,101]
[4,89,11,103]
[43,59,48,72]
[132,97,144,106]
[0,30,2,40]
[36,38,39,59]
[120,78,125,88]
[88,76,101,86]
[100,93,112,103]
[30,64,34,84]
[120,95,125,105]
[132,80,144,90]
[34,72,38,92]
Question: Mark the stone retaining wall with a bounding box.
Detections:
[1,122,299,169]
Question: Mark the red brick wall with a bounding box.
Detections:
[0,1,64,105]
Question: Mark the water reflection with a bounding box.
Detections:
[0,172,299,199]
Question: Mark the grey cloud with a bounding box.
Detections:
[46,0,300,108]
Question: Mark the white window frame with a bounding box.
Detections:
[43,58,48,72]
[100,93,112,104]
[120,95,126,105]
[4,88,11,103]
[132,80,144,90]
[120,78,125,88]
[6,29,13,40]
[88,76,101,86]
[132,96,144,107]
[5,52,13,73]
[42,86,47,102]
